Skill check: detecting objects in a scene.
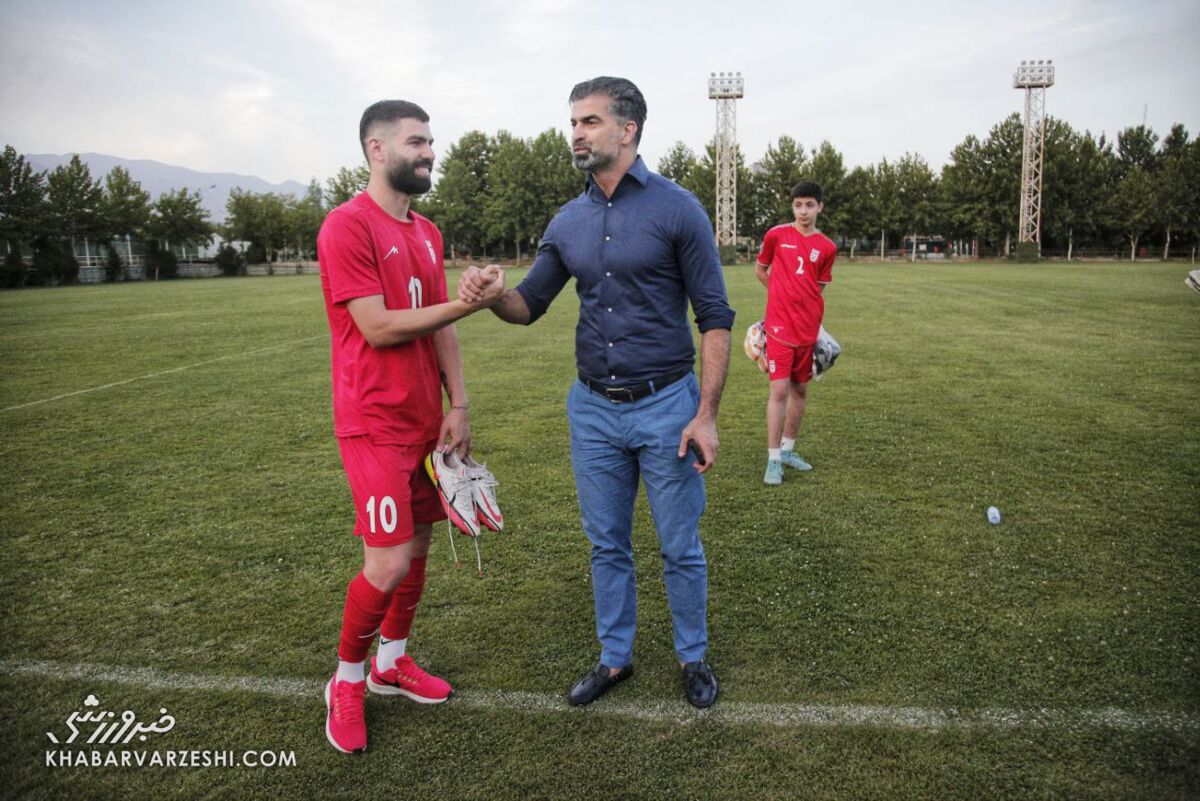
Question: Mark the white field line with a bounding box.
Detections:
[1,335,325,413]
[4,659,1197,734]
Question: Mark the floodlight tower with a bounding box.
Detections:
[1013,59,1055,253]
[708,71,744,248]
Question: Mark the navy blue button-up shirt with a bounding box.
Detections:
[515,156,735,384]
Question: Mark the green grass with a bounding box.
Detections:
[1,262,1198,800]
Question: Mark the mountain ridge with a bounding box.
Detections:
[24,152,309,224]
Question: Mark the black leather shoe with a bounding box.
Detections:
[567,662,633,706]
[682,659,718,708]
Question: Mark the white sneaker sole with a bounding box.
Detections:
[367,674,452,704]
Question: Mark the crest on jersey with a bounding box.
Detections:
[425,240,437,264]
[810,248,820,262]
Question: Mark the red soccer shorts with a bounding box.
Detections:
[336,436,446,548]
[765,335,815,384]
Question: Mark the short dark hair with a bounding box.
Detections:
[791,181,823,203]
[569,77,647,144]
[359,100,430,160]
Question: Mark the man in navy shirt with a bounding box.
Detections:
[460,76,733,708]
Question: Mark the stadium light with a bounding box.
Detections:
[708,72,744,249]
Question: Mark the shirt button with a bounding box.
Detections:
[607,307,612,312]
[608,342,613,347]
[605,235,611,241]
[610,375,616,380]
[606,271,611,276]
[607,202,612,207]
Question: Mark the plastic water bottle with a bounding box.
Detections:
[986,506,1001,525]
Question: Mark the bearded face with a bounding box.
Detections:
[386,152,434,195]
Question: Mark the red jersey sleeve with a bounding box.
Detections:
[319,209,383,305]
[756,228,776,266]
[427,223,448,305]
[819,244,835,285]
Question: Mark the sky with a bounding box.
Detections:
[2,0,1198,187]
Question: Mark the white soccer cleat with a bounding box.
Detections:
[425,450,481,538]
[463,455,503,531]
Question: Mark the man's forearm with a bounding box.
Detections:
[490,289,532,325]
[432,325,468,406]
[696,328,731,419]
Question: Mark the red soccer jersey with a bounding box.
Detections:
[318,192,448,444]
[756,225,836,345]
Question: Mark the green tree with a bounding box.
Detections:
[46,154,104,262]
[285,179,326,259]
[894,153,938,261]
[979,115,1024,256]
[426,130,493,258]
[147,188,211,278]
[0,145,48,284]
[1156,125,1196,259]
[1040,126,1114,259]
[1113,165,1158,260]
[756,135,809,229]
[324,165,369,207]
[483,132,537,262]
[100,165,151,270]
[809,141,847,238]
[939,134,989,253]
[224,189,289,262]
[839,166,876,258]
[1114,125,1159,178]
[658,142,698,184]
[527,128,580,237]
[872,159,904,257]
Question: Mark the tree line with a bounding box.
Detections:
[3,113,1198,287]
[419,115,1198,263]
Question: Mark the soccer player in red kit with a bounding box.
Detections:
[755,181,836,485]
[317,99,504,753]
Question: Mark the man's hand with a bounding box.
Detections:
[458,264,503,307]
[677,413,718,473]
[439,407,471,458]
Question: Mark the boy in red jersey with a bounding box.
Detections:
[317,100,504,753]
[754,181,836,485]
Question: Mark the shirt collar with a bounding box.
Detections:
[586,155,650,197]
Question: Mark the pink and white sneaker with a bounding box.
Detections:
[367,655,453,704]
[324,676,367,754]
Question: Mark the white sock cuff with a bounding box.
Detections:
[336,660,365,683]
[781,437,796,451]
[377,637,408,670]
[768,448,781,461]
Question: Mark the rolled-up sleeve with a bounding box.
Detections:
[675,196,735,332]
[515,219,571,325]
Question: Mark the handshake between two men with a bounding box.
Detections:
[458,264,506,309]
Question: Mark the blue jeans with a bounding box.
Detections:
[567,373,709,667]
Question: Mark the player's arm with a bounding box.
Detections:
[459,221,569,325]
[755,260,770,288]
[348,266,504,348]
[754,232,774,288]
[431,324,471,456]
[459,269,533,323]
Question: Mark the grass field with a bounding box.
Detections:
[1,261,1198,800]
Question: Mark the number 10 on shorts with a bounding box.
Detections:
[366,495,397,534]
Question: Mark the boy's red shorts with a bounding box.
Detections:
[336,436,446,548]
[765,336,815,384]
